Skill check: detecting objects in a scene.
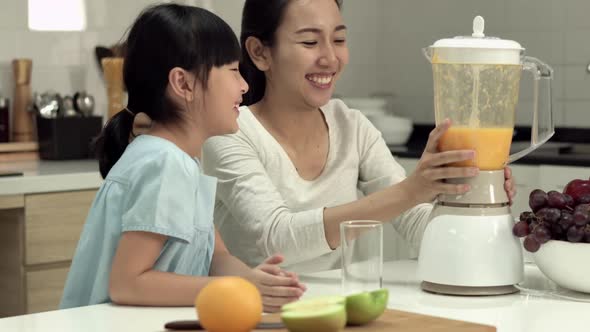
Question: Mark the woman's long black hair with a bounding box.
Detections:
[239,0,342,106]
[94,3,240,178]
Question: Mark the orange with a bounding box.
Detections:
[195,277,262,332]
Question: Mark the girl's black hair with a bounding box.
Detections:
[240,0,342,106]
[94,3,240,178]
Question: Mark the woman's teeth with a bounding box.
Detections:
[306,75,333,85]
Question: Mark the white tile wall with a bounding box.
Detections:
[0,0,588,127]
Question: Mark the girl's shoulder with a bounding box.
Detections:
[108,135,199,183]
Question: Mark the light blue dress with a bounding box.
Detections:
[60,135,216,309]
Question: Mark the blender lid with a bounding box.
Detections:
[431,16,523,50]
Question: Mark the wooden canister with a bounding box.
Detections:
[12,59,34,142]
[101,57,125,120]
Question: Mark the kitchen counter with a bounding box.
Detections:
[1,260,589,332]
[0,159,102,195]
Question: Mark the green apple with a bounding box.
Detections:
[281,296,347,332]
[345,288,389,325]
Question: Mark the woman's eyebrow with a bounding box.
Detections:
[295,25,347,34]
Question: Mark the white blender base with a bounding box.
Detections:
[418,213,523,295]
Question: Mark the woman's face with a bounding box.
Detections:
[267,0,349,109]
[201,61,249,135]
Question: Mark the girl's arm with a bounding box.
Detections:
[109,231,210,306]
[109,229,303,311]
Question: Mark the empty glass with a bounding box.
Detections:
[340,221,383,295]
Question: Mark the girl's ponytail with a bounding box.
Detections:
[94,110,134,178]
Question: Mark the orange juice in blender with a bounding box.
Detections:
[439,127,513,170]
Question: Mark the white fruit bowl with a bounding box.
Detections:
[532,240,590,293]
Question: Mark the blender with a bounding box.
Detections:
[417,16,554,295]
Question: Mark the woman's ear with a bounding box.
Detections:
[245,36,271,71]
[168,67,199,102]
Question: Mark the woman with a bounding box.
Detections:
[202,0,515,272]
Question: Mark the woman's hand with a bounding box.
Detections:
[402,119,478,204]
[249,254,306,312]
[504,166,516,205]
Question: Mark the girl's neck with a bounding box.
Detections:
[148,121,206,159]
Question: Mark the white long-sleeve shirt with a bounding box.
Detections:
[202,99,432,272]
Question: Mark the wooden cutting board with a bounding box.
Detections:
[256,309,496,332]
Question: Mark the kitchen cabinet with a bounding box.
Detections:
[0,190,95,317]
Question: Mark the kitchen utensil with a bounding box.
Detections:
[418,16,554,295]
[165,309,495,332]
[0,97,9,142]
[164,320,284,330]
[101,57,125,119]
[34,92,60,118]
[73,91,95,116]
[340,220,383,295]
[12,59,34,142]
[62,95,78,117]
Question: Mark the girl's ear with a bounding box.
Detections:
[168,67,199,102]
[245,36,271,71]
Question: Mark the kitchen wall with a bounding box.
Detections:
[0,0,588,127]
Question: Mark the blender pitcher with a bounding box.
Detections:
[424,16,554,170]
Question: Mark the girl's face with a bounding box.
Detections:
[201,61,249,135]
[268,0,349,108]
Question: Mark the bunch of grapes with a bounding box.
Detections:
[513,189,590,252]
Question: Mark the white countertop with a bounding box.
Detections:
[1,260,589,332]
[0,160,102,195]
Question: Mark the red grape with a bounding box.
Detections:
[584,225,590,243]
[523,235,541,252]
[567,226,585,242]
[535,207,561,224]
[529,189,548,212]
[547,191,567,209]
[559,211,574,230]
[564,194,575,209]
[573,204,590,227]
[519,211,535,223]
[512,221,530,237]
[579,194,590,204]
[533,225,551,244]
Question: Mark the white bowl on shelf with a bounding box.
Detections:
[367,114,413,146]
[533,240,590,293]
[340,97,389,118]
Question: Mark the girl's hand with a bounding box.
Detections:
[250,254,306,312]
[403,119,478,204]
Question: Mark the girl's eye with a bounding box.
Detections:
[335,39,346,44]
[301,41,317,46]
[230,68,239,72]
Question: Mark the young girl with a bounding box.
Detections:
[60,3,304,313]
[201,0,516,272]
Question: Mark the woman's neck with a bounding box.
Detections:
[252,92,325,143]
